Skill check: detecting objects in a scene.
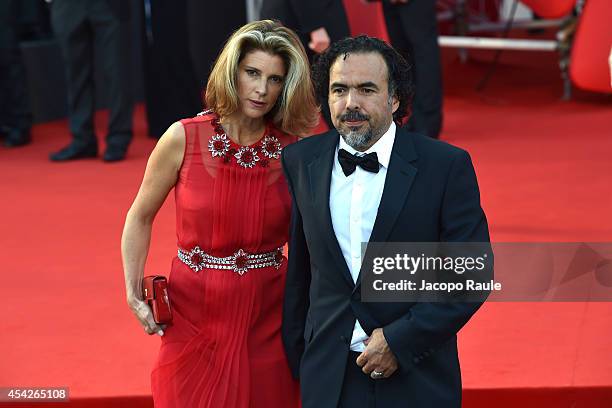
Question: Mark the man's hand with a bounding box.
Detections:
[356,328,398,379]
[309,27,331,54]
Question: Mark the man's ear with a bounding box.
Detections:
[391,94,400,114]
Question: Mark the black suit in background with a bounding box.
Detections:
[141,0,244,139]
[0,0,32,142]
[281,127,490,407]
[50,0,133,151]
[260,0,350,127]
[186,0,246,90]
[141,0,201,139]
[382,0,443,138]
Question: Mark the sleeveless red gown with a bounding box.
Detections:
[151,112,300,407]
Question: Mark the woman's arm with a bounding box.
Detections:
[121,121,185,336]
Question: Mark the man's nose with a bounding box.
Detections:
[345,88,360,110]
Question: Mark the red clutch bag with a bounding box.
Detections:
[142,275,172,325]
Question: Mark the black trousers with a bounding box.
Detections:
[186,0,246,89]
[382,0,443,139]
[50,0,133,148]
[142,0,201,139]
[0,0,31,132]
[337,351,377,408]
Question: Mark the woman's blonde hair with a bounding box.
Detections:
[205,20,319,136]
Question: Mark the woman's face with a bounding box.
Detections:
[236,50,286,120]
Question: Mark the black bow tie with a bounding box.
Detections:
[338,149,380,176]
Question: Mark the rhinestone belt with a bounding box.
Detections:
[177,246,284,275]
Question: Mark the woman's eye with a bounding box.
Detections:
[246,69,258,76]
[270,76,283,84]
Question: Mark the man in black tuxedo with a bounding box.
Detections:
[260,0,350,127]
[49,0,133,162]
[281,36,490,408]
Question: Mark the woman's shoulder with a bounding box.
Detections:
[180,110,216,128]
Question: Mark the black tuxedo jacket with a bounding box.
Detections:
[281,126,491,408]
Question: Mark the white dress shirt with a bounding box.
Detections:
[329,121,397,352]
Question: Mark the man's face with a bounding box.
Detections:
[328,52,399,151]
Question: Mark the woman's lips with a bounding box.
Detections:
[249,99,266,109]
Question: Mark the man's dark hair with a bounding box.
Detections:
[312,35,414,124]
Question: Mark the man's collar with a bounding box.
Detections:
[337,121,397,169]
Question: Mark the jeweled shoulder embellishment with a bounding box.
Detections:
[261,135,282,160]
[234,146,260,168]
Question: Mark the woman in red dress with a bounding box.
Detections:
[121,20,318,407]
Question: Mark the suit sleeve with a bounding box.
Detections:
[382,149,493,373]
[281,147,312,379]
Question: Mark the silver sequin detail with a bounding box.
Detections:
[177,246,284,275]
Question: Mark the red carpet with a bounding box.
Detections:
[1,47,611,406]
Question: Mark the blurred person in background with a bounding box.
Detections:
[141,0,201,139]
[49,0,133,162]
[378,0,443,139]
[0,0,33,147]
[122,20,318,407]
[186,0,246,88]
[142,0,246,139]
[260,0,350,127]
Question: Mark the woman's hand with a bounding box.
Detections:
[128,297,166,336]
[122,122,184,337]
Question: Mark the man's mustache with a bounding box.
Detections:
[339,111,369,122]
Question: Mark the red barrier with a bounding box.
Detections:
[570,0,612,93]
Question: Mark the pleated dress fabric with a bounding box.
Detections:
[151,113,300,407]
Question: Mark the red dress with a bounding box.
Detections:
[151,112,300,407]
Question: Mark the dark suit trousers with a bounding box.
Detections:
[186,0,246,88]
[0,0,31,131]
[382,0,442,139]
[337,351,377,408]
[142,0,201,139]
[51,0,133,148]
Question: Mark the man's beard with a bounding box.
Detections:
[337,110,374,150]
[341,127,374,150]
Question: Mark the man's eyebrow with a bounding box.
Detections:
[357,82,379,89]
[330,81,379,89]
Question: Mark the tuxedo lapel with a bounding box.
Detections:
[355,128,418,289]
[307,132,355,287]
